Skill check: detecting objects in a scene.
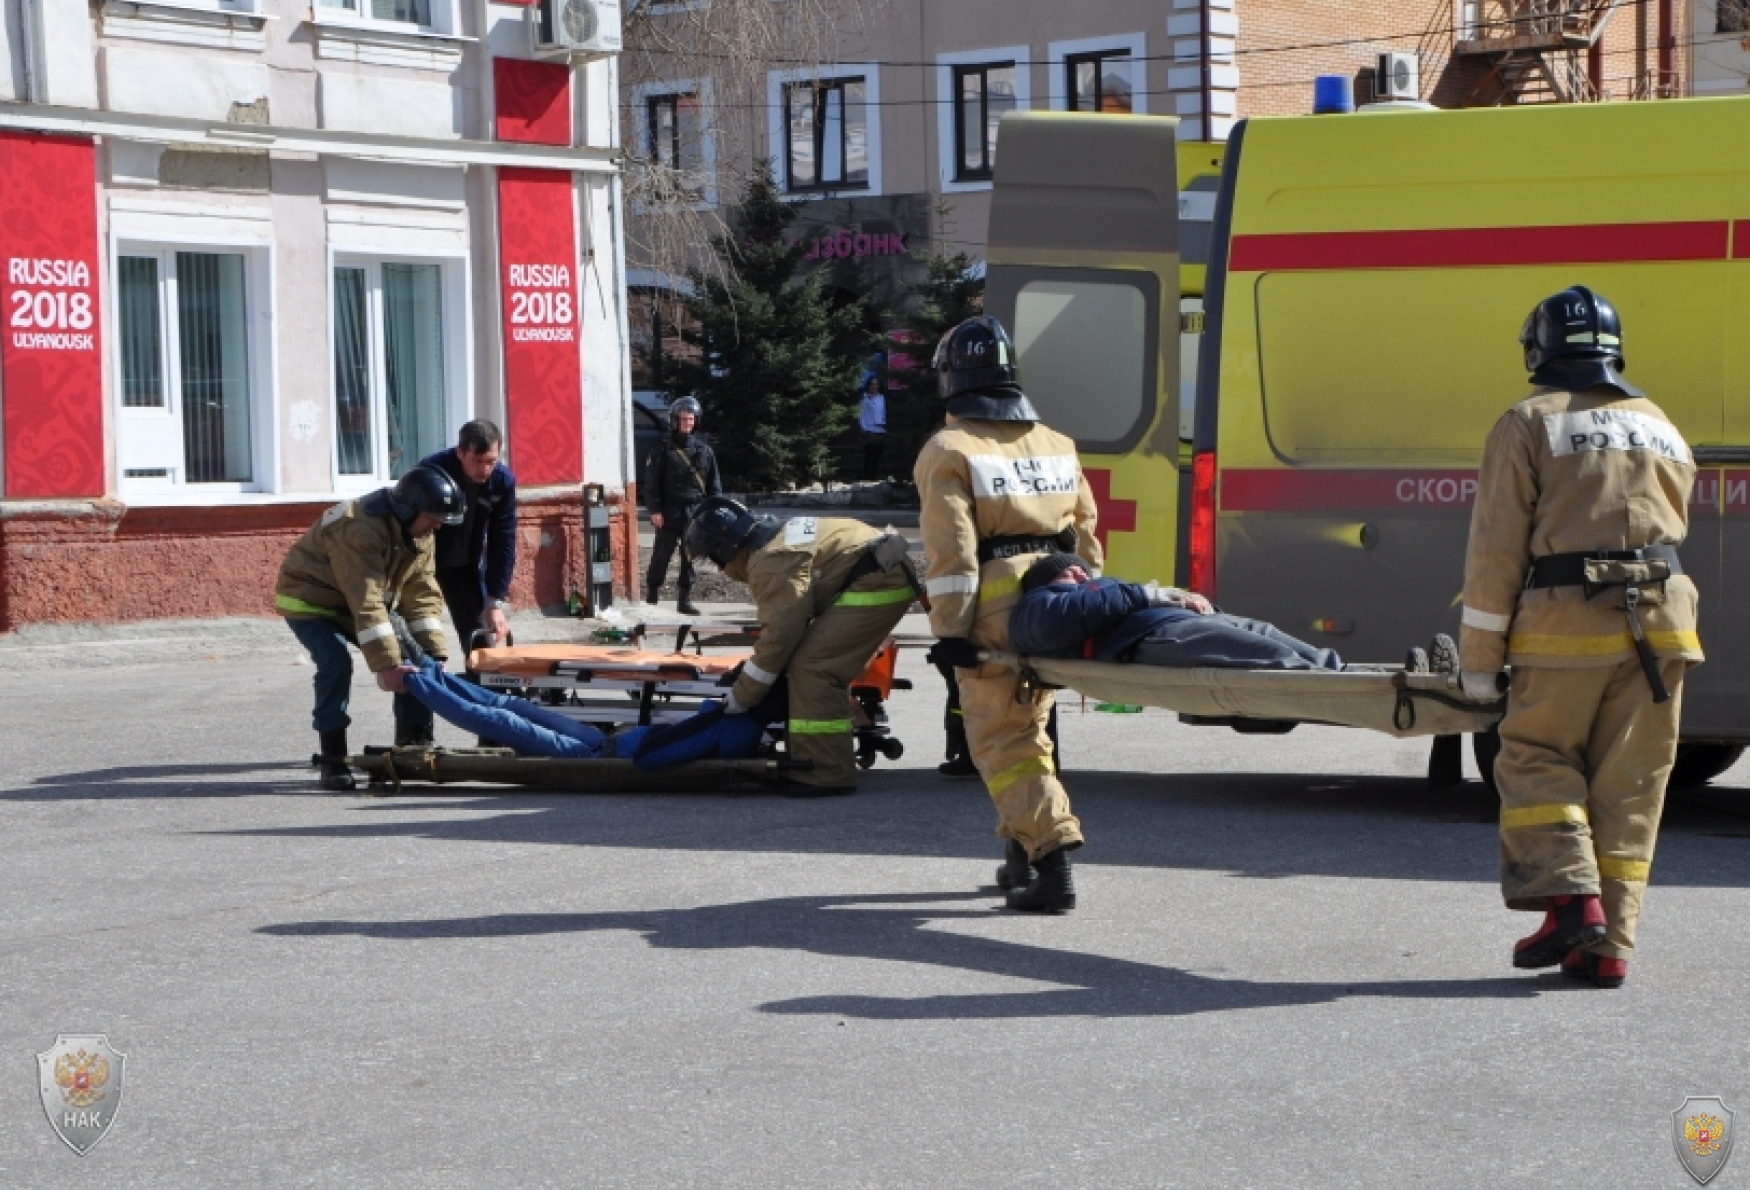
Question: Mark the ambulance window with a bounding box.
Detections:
[1014,276,1155,452]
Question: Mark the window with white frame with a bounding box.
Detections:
[116,249,259,489]
[784,76,869,192]
[953,62,1017,181]
[1066,49,1135,113]
[332,258,450,483]
[648,91,706,195]
[315,0,454,33]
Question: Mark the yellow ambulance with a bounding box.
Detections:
[989,102,1749,783]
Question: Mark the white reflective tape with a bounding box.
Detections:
[357,621,395,644]
[742,661,779,686]
[407,618,443,635]
[320,500,349,527]
[1543,410,1690,463]
[926,575,978,597]
[1461,605,1512,633]
[783,517,818,546]
[967,454,1079,499]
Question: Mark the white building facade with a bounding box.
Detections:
[0,0,634,630]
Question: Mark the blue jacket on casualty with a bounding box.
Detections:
[1010,577,1198,662]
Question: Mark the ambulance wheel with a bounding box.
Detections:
[1472,726,1501,796]
[1669,743,1747,792]
[878,738,904,761]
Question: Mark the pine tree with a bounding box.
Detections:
[664,163,867,490]
[881,244,985,483]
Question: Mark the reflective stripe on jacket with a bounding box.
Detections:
[913,416,1102,639]
[1459,385,1702,673]
[275,496,450,672]
[720,516,904,708]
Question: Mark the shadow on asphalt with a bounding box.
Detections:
[11,763,1748,887]
[5,761,315,797]
[257,890,1549,1019]
[135,765,1747,887]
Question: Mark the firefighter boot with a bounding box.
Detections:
[995,839,1031,891]
[1005,844,1076,914]
[939,722,978,778]
[676,586,701,617]
[316,730,357,793]
[1513,894,1607,969]
[1560,950,1629,989]
[394,724,435,748]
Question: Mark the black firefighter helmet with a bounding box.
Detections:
[933,316,1040,422]
[387,464,466,526]
[1519,285,1643,398]
[684,497,781,567]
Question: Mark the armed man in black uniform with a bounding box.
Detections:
[643,396,722,616]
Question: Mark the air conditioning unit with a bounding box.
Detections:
[1376,52,1419,101]
[535,0,622,59]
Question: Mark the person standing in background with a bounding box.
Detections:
[421,421,518,652]
[645,396,721,616]
[858,376,887,482]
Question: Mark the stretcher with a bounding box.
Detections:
[987,653,1505,739]
[350,746,800,794]
[349,620,915,795]
[465,642,751,728]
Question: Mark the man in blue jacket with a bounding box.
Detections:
[1010,553,1343,670]
[420,420,518,651]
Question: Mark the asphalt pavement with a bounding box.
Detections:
[2,611,1748,1188]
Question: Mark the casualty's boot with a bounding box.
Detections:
[995,839,1031,891]
[1428,633,1459,676]
[316,729,357,792]
[1404,647,1429,674]
[676,586,701,616]
[1512,894,1607,969]
[1005,845,1076,914]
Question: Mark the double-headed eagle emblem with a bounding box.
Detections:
[54,1048,110,1110]
[1685,1113,1726,1158]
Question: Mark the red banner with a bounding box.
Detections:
[495,59,571,147]
[497,167,582,486]
[0,132,104,498]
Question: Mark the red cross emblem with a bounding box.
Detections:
[1083,467,1137,553]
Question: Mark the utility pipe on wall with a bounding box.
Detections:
[1658,0,1674,97]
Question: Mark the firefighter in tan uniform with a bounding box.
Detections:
[914,317,1100,913]
[277,465,463,791]
[684,498,917,794]
[1460,286,1702,989]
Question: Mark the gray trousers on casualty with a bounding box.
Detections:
[1128,614,1343,671]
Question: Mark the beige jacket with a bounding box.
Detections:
[1459,385,1702,674]
[275,496,451,672]
[914,416,1101,638]
[721,517,908,707]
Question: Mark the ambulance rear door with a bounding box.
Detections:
[985,112,1182,585]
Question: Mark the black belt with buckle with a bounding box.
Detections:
[1525,544,1682,589]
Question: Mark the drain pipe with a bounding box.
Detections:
[1658,0,1674,97]
[1199,1,1214,141]
[19,0,47,103]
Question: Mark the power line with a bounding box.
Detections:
[629,29,1725,113]
[628,0,1673,69]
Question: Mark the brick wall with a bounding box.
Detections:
[0,490,637,634]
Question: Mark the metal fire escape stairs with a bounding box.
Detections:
[1457,0,1622,104]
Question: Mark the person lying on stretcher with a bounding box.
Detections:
[1008,553,1345,671]
[397,655,775,769]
